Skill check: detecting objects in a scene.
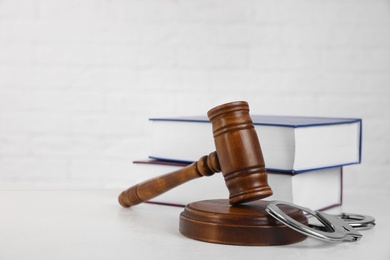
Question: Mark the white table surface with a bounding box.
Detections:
[0,189,388,260]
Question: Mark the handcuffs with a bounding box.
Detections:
[266,201,376,243]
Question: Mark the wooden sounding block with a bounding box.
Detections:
[180,199,308,246]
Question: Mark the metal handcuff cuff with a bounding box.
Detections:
[266,201,376,243]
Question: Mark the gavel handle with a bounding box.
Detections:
[118,152,221,207]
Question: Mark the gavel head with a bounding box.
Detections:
[207,101,273,205]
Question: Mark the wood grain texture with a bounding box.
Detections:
[180,199,308,246]
[208,101,272,204]
[118,101,272,207]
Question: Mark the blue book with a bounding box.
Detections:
[149,115,362,173]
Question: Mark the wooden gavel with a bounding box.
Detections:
[118,101,273,207]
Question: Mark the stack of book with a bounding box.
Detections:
[132,115,362,211]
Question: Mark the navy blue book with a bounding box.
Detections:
[149,115,362,173]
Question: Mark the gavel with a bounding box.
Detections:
[118,101,273,207]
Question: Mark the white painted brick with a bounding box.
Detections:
[33,91,105,112]
[314,72,390,94]
[0,20,143,44]
[70,114,141,135]
[254,1,390,25]
[31,134,150,160]
[31,134,73,157]
[0,157,68,182]
[69,159,134,182]
[249,47,321,70]
[365,119,390,143]
[348,165,390,192]
[0,66,84,89]
[0,0,37,19]
[33,43,106,66]
[284,24,390,47]
[170,95,219,116]
[106,89,179,116]
[106,92,144,113]
[0,112,70,134]
[104,44,177,68]
[137,24,179,45]
[361,73,390,92]
[361,142,389,166]
[0,0,389,190]
[0,42,35,65]
[210,70,252,91]
[353,25,390,47]
[0,89,34,110]
[104,0,180,23]
[320,48,390,71]
[318,95,388,118]
[249,25,286,46]
[180,0,253,23]
[36,0,109,22]
[137,70,182,90]
[0,134,32,156]
[247,95,320,117]
[179,24,253,46]
[178,46,247,68]
[70,68,138,90]
[167,70,213,92]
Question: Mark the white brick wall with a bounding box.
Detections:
[0,0,389,192]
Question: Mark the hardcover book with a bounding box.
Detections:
[149,115,362,173]
[132,160,343,211]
